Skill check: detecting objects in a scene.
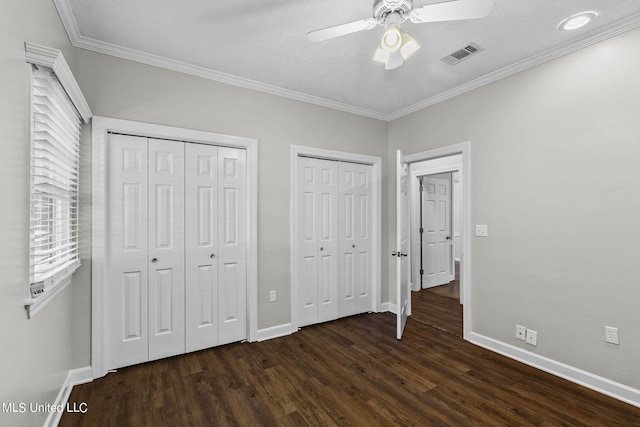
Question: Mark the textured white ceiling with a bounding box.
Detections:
[59,0,640,119]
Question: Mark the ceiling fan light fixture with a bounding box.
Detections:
[385,51,404,70]
[399,32,420,60]
[558,10,598,31]
[373,44,391,63]
[381,24,403,52]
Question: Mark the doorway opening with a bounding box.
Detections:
[397,142,471,341]
[412,170,462,337]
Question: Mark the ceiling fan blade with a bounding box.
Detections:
[409,0,493,24]
[307,18,377,43]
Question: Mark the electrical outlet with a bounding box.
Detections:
[526,329,538,346]
[475,224,488,237]
[269,290,277,303]
[605,326,619,344]
[515,324,526,341]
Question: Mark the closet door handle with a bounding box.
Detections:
[320,247,324,251]
[151,258,158,263]
[352,244,356,248]
[210,253,216,259]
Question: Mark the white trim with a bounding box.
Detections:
[53,0,640,121]
[290,145,382,331]
[470,332,640,409]
[44,366,92,427]
[403,142,472,340]
[91,116,258,379]
[24,274,73,319]
[255,323,294,342]
[24,42,92,122]
[385,302,397,315]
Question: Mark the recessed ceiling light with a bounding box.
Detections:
[558,11,599,31]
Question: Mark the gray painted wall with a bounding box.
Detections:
[0,1,81,426]
[388,27,640,389]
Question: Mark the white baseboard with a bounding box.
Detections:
[470,332,640,409]
[384,302,396,314]
[44,366,92,427]
[255,323,293,342]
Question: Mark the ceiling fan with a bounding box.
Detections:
[307,0,494,70]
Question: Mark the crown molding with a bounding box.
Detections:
[24,42,92,122]
[54,0,640,122]
[53,0,387,121]
[389,11,640,120]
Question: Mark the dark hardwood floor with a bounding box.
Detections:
[61,288,640,426]
[413,261,462,337]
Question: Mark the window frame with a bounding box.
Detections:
[24,43,91,318]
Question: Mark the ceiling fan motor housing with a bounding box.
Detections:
[374,0,414,22]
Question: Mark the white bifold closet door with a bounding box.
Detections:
[297,157,373,328]
[338,162,372,317]
[107,134,246,370]
[298,157,338,327]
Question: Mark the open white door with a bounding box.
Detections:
[396,150,410,339]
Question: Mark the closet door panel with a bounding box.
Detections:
[107,133,149,369]
[355,169,372,313]
[338,165,356,317]
[218,147,247,345]
[338,163,373,317]
[317,160,338,323]
[298,157,319,327]
[297,158,338,326]
[185,143,219,352]
[148,139,185,360]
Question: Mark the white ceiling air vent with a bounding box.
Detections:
[441,43,484,66]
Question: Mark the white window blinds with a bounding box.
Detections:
[29,67,82,299]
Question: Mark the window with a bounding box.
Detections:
[29,68,81,296]
[25,43,91,317]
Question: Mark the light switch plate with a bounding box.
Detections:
[475,224,488,237]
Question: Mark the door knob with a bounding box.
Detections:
[401,252,408,257]
[446,236,452,240]
[210,253,216,259]
[320,247,324,251]
[352,244,356,248]
[391,251,398,257]
[151,258,158,263]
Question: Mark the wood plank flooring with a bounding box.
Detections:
[413,263,463,338]
[61,297,640,426]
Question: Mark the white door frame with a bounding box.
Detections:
[290,145,382,332]
[404,142,472,340]
[91,116,258,379]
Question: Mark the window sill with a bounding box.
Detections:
[24,267,77,319]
